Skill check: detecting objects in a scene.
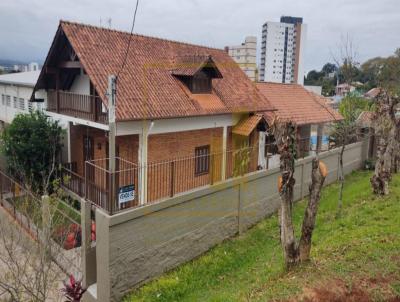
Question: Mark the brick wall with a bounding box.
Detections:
[70,125,261,204]
[147,128,223,201]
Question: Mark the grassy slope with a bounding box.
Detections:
[124,171,400,302]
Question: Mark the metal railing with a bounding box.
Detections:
[59,135,339,214]
[47,90,108,123]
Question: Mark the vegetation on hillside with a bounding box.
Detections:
[124,172,400,302]
[304,48,400,96]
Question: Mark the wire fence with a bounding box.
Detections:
[0,169,83,278]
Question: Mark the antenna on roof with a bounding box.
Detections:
[107,18,112,29]
[100,17,102,27]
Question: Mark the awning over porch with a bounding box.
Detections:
[232,114,265,136]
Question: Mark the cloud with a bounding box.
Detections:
[0,0,399,73]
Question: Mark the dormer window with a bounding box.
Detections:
[186,71,212,94]
[172,55,223,94]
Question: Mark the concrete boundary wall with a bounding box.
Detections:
[89,141,367,302]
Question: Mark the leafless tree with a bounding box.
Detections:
[272,119,327,267]
[0,193,66,302]
[329,120,358,216]
[332,34,360,87]
[331,35,361,214]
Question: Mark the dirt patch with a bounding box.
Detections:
[284,275,400,302]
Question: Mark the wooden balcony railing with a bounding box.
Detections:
[47,90,108,124]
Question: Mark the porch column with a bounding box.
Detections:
[316,124,324,153]
[107,75,117,213]
[258,131,266,169]
[138,122,149,205]
[221,126,227,180]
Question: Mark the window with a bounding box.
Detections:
[13,97,18,108]
[6,95,11,107]
[19,98,25,110]
[195,145,210,176]
[28,101,33,111]
[191,73,212,94]
[1,94,5,106]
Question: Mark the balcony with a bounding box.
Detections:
[47,90,108,124]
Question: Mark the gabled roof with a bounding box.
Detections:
[365,88,381,99]
[35,21,274,121]
[256,82,343,125]
[171,55,223,78]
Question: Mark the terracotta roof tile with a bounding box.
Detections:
[56,21,274,121]
[256,82,343,125]
[232,114,264,136]
[357,111,374,127]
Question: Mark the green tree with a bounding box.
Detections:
[338,94,373,122]
[322,63,337,75]
[0,111,64,193]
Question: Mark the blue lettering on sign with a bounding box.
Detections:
[118,184,135,205]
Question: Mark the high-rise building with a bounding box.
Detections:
[260,16,307,85]
[226,36,257,81]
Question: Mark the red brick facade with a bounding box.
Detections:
[69,125,260,204]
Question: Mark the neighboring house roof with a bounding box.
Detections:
[232,114,265,136]
[256,82,343,126]
[365,88,381,99]
[0,71,40,87]
[336,83,355,89]
[34,21,274,121]
[357,111,374,128]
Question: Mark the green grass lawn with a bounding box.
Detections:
[124,171,400,302]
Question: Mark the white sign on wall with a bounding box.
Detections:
[118,184,135,207]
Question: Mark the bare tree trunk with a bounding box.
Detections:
[299,159,326,261]
[274,122,299,268]
[370,91,399,195]
[280,170,299,268]
[371,130,395,195]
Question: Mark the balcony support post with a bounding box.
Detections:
[107,75,117,214]
[55,70,60,113]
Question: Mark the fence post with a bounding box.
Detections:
[170,161,175,198]
[109,171,114,215]
[81,199,96,288]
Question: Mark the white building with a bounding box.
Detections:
[0,71,42,127]
[226,36,257,81]
[0,70,73,163]
[260,16,307,85]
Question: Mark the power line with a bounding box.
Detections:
[116,0,140,80]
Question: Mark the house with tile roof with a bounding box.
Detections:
[256,82,342,164]
[31,21,275,209]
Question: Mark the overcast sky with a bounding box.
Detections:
[0,0,399,73]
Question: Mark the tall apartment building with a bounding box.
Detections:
[226,36,257,81]
[260,16,307,85]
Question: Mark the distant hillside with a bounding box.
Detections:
[0,59,28,68]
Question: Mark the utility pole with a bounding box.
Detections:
[108,75,117,214]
